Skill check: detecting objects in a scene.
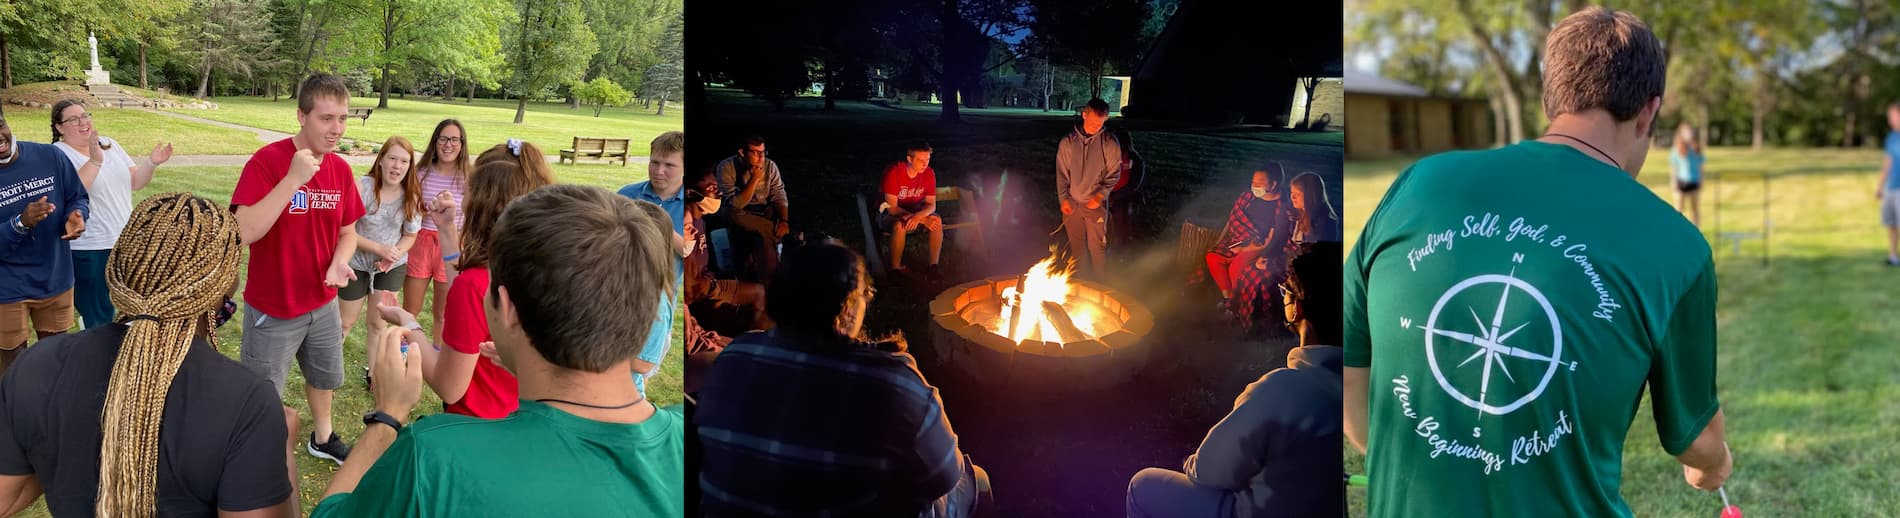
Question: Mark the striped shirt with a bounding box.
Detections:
[417,165,466,231]
[695,330,965,517]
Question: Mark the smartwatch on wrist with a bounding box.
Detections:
[10,215,26,235]
[363,409,404,432]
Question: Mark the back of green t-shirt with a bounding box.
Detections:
[1344,141,1721,517]
[312,401,685,517]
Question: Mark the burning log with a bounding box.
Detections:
[1005,273,1029,341]
[1040,301,1088,344]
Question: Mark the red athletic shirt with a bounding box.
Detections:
[231,138,364,319]
[881,162,936,213]
[440,266,521,418]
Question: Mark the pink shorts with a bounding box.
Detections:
[406,228,449,283]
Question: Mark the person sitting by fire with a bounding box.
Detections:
[1287,171,1341,247]
[880,141,945,280]
[712,135,791,285]
[1205,165,1295,330]
[1128,240,1344,518]
[694,241,989,517]
[685,166,768,339]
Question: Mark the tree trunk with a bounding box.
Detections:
[656,94,667,116]
[139,43,149,89]
[937,0,963,124]
[1300,78,1319,128]
[1459,0,1527,142]
[378,62,393,108]
[443,73,455,100]
[515,95,527,123]
[1,31,11,89]
[196,50,213,98]
[823,59,837,110]
[1042,60,1052,112]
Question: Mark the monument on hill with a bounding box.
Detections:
[85,32,111,86]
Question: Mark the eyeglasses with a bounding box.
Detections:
[60,113,92,125]
[1279,281,1301,301]
[437,136,463,144]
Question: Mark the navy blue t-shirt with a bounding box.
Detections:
[0,140,90,303]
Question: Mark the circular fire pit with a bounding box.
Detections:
[929,273,1155,392]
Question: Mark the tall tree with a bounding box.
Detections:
[187,0,278,98]
[504,0,595,123]
[642,9,683,116]
[103,0,189,89]
[1027,0,1147,100]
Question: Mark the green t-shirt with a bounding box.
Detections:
[311,400,684,517]
[1344,141,1721,517]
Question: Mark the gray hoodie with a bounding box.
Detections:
[1182,345,1345,518]
[1056,125,1123,206]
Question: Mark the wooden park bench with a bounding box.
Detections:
[559,136,632,166]
[346,107,373,125]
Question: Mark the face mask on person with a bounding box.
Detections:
[698,196,722,214]
[1252,187,1269,199]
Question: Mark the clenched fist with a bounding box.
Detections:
[288,149,320,185]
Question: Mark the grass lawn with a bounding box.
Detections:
[164,96,683,161]
[1344,146,1900,516]
[0,104,268,155]
[13,163,683,517]
[698,89,1342,514]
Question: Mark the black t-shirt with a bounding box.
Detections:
[0,324,291,516]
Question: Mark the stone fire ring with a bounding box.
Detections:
[929,276,1156,392]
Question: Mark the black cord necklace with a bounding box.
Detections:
[1544,133,1622,170]
[536,393,647,410]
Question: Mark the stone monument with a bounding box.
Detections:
[84,32,111,86]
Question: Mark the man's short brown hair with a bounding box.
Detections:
[651,131,683,157]
[297,74,352,114]
[1541,7,1666,122]
[490,184,676,373]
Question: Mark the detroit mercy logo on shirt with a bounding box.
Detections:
[288,186,345,215]
[289,188,310,214]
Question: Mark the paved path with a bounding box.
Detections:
[139,108,292,143]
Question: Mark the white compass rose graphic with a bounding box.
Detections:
[1403,254,1573,426]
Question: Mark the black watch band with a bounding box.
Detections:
[363,410,404,432]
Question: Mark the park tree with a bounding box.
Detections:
[340,0,507,108]
[641,10,683,115]
[503,0,596,123]
[571,76,630,116]
[574,0,677,109]
[186,0,279,98]
[1026,0,1147,100]
[0,0,104,88]
[276,0,356,99]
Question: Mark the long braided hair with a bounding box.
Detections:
[96,192,244,517]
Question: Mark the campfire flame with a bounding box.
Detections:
[990,253,1101,344]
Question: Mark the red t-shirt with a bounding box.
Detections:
[881,162,936,213]
[232,138,364,319]
[440,266,520,419]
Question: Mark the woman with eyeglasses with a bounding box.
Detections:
[402,119,471,333]
[48,99,173,330]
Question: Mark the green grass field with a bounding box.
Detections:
[1344,146,1900,516]
[163,96,682,160]
[1,105,269,155]
[13,163,683,516]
